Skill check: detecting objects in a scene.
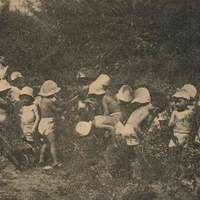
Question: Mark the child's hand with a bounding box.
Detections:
[61,116,65,121]
[30,128,36,134]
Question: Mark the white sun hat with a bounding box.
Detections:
[88,81,106,95]
[0,79,11,92]
[181,84,197,99]
[10,71,23,81]
[96,74,110,86]
[116,85,133,102]
[173,89,190,100]
[131,87,151,104]
[19,86,34,99]
[75,121,92,136]
[39,80,60,97]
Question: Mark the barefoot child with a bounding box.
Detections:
[38,80,62,168]
[19,86,40,148]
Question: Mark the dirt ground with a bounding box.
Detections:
[1,124,200,200]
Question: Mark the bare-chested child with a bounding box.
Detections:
[120,87,155,146]
[37,80,62,168]
[102,85,133,123]
[19,86,40,148]
[0,80,12,126]
[80,85,132,146]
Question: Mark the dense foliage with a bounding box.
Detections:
[1,0,200,84]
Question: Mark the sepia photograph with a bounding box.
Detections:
[1,0,200,199]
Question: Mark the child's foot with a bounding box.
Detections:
[43,166,53,170]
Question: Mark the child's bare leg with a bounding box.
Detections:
[46,132,59,165]
[95,124,116,145]
[39,143,47,164]
[94,116,118,146]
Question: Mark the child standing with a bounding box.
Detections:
[0,80,12,126]
[168,89,197,184]
[19,86,40,147]
[37,80,62,168]
[168,89,196,148]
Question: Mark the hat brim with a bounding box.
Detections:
[88,90,105,95]
[0,87,11,92]
[172,94,189,100]
[75,121,92,136]
[39,87,61,97]
[19,93,34,100]
[131,97,151,104]
[116,93,132,102]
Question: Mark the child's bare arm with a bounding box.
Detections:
[32,105,40,132]
[133,112,149,138]
[168,111,176,127]
[102,95,109,116]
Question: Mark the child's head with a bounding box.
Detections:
[131,87,151,106]
[0,79,11,98]
[10,71,24,88]
[88,81,106,96]
[172,89,190,111]
[116,85,133,103]
[39,80,60,98]
[96,74,110,87]
[181,84,197,100]
[19,86,34,106]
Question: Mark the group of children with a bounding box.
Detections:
[0,56,62,168]
[75,68,200,181]
[1,57,200,180]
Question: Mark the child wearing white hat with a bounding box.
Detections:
[120,87,153,146]
[75,67,99,122]
[19,86,40,147]
[76,115,119,146]
[0,80,12,124]
[9,71,24,105]
[102,85,133,122]
[37,80,62,168]
[168,89,196,148]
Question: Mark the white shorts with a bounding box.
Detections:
[38,118,55,136]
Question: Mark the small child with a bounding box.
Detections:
[168,88,198,184]
[102,85,133,123]
[37,80,62,168]
[76,67,99,115]
[0,80,12,126]
[9,71,24,104]
[168,89,196,148]
[19,86,40,147]
[121,87,154,146]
